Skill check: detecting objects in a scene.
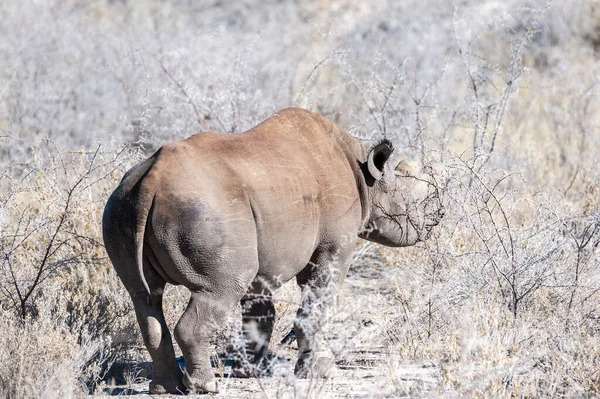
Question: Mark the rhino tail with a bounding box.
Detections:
[129,157,159,305]
[133,185,156,304]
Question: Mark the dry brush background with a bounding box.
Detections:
[0,0,599,397]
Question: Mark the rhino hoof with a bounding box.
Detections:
[295,357,334,379]
[149,375,185,394]
[182,371,219,394]
[232,368,252,378]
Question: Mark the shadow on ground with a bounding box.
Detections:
[100,354,294,396]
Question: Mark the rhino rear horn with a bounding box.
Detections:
[367,140,394,181]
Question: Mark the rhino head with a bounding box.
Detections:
[359,140,445,247]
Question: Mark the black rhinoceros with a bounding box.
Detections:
[102,108,444,394]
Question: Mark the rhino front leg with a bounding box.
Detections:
[293,246,352,379]
[233,279,275,378]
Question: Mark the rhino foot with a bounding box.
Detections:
[294,356,335,379]
[232,361,273,378]
[182,369,218,394]
[149,374,185,394]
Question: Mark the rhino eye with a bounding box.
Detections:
[377,178,390,192]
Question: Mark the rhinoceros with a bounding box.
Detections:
[102,107,444,394]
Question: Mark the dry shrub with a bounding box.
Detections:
[0,309,97,398]
[378,154,600,397]
[0,145,140,396]
[0,0,599,397]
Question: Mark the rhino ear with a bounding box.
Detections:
[367,140,394,181]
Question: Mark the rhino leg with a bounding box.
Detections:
[233,279,276,378]
[104,217,183,393]
[131,290,185,394]
[113,255,183,394]
[293,246,352,379]
[174,288,247,393]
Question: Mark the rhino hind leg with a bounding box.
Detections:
[174,286,250,393]
[131,293,185,394]
[233,279,276,378]
[120,263,183,394]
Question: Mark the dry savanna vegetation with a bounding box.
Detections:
[0,0,599,397]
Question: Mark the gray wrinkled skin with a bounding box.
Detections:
[102,108,444,394]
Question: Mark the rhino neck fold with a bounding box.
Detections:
[338,135,373,233]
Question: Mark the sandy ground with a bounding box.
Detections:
[96,249,441,398]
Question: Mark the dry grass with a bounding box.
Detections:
[1,0,599,397]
